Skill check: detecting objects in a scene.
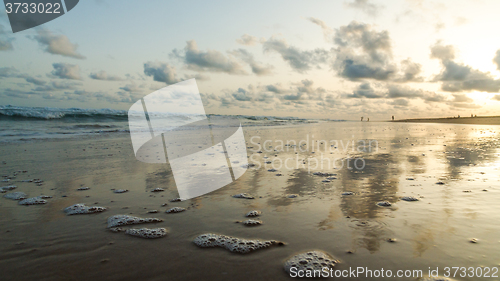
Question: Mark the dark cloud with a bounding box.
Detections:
[25,76,46,86]
[231,49,273,76]
[493,49,500,71]
[236,34,260,46]
[143,61,179,84]
[263,37,330,73]
[386,84,424,99]
[32,28,85,59]
[431,43,500,93]
[51,63,82,80]
[172,40,246,74]
[90,71,123,81]
[390,99,409,106]
[344,0,381,16]
[333,21,398,81]
[347,82,384,98]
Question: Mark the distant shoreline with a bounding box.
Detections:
[391,116,500,125]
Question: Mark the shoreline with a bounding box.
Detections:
[391,115,500,125]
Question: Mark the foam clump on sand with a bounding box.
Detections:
[125,228,167,239]
[376,201,392,207]
[165,207,186,213]
[113,189,128,193]
[170,198,183,202]
[151,188,164,192]
[284,250,340,275]
[0,185,16,193]
[19,195,52,205]
[64,203,106,215]
[401,196,419,202]
[242,219,262,226]
[193,233,284,254]
[233,193,254,199]
[4,192,27,200]
[77,187,90,191]
[107,215,162,228]
[246,210,261,217]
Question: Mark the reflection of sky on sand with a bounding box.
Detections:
[1,122,500,280]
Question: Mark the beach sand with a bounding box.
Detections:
[393,116,500,125]
[1,122,500,280]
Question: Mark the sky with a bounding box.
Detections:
[1,0,500,120]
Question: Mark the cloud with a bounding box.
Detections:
[333,21,397,81]
[492,95,500,101]
[307,17,332,39]
[236,34,260,46]
[431,43,500,93]
[89,71,123,81]
[143,61,179,84]
[346,82,384,98]
[263,37,330,73]
[172,40,246,74]
[0,24,13,51]
[32,28,85,59]
[397,58,423,82]
[230,49,273,76]
[25,76,46,86]
[452,93,473,103]
[0,67,19,78]
[33,81,81,91]
[386,84,424,99]
[494,50,500,71]
[51,63,82,80]
[344,0,382,16]
[430,41,455,61]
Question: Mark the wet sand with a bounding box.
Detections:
[1,122,500,280]
[393,116,500,125]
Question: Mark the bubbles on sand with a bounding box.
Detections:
[113,189,128,193]
[125,228,168,239]
[64,203,106,215]
[283,250,340,275]
[107,215,162,228]
[242,219,262,226]
[165,207,186,213]
[376,201,392,207]
[19,195,52,205]
[232,193,254,199]
[401,196,419,202]
[245,210,261,217]
[3,191,27,200]
[0,185,16,193]
[193,233,285,254]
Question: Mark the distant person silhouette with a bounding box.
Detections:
[392,116,394,121]
[361,117,364,121]
[367,118,370,122]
